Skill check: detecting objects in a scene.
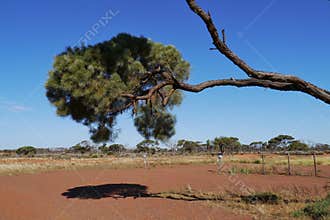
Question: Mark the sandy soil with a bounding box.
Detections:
[0,164,329,220]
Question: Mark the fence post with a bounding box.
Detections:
[313,152,317,177]
[261,153,265,175]
[287,152,291,176]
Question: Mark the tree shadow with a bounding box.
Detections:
[62,184,149,200]
[62,183,220,202]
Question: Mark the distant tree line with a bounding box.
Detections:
[174,135,330,154]
[1,135,329,158]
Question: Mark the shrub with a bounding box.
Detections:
[253,159,261,164]
[90,154,99,158]
[109,144,125,153]
[99,144,126,155]
[16,146,37,156]
[99,145,109,154]
[71,145,91,154]
[71,141,93,154]
[135,140,158,154]
[302,194,330,220]
[242,192,280,204]
[287,141,310,152]
[229,166,252,175]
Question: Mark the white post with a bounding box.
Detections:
[217,152,224,174]
[143,153,148,169]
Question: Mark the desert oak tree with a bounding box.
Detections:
[46,34,189,142]
[46,0,330,143]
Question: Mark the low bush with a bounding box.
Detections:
[302,194,330,220]
[253,159,261,164]
[16,146,37,156]
[242,192,280,204]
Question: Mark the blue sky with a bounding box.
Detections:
[0,0,329,149]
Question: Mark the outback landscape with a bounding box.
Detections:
[1,0,330,219]
[0,141,330,219]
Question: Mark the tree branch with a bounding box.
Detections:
[121,75,297,104]
[122,81,172,101]
[162,88,176,106]
[186,0,330,105]
[176,78,294,93]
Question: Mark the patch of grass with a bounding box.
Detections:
[153,190,224,202]
[292,209,305,218]
[299,194,330,220]
[157,188,320,219]
[241,192,281,205]
[0,155,217,176]
[229,166,252,175]
[253,159,262,164]
[226,154,330,166]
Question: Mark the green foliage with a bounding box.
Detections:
[99,143,125,154]
[253,159,262,164]
[242,192,280,204]
[71,141,93,154]
[134,105,176,142]
[300,194,330,220]
[109,144,125,153]
[287,141,310,151]
[249,141,264,151]
[90,154,99,158]
[99,144,109,154]
[314,144,330,152]
[135,139,159,154]
[16,146,37,156]
[177,139,202,153]
[229,167,251,175]
[206,139,211,151]
[212,137,241,153]
[46,33,190,143]
[267,135,295,151]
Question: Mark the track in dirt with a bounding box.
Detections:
[0,164,329,220]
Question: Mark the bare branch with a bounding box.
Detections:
[162,88,176,106]
[221,29,226,44]
[176,78,294,93]
[185,0,330,105]
[130,101,135,114]
[121,76,296,103]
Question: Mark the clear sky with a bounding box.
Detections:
[0,0,330,149]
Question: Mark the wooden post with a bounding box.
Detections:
[313,152,317,177]
[261,153,265,175]
[287,152,291,176]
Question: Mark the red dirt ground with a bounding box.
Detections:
[0,164,329,220]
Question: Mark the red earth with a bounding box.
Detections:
[0,164,329,220]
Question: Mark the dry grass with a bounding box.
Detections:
[226,154,330,166]
[0,155,216,176]
[155,185,328,220]
[0,153,328,176]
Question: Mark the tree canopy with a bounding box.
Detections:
[287,141,309,152]
[46,33,189,143]
[177,139,203,153]
[212,137,241,153]
[16,146,37,156]
[135,139,159,154]
[267,135,295,150]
